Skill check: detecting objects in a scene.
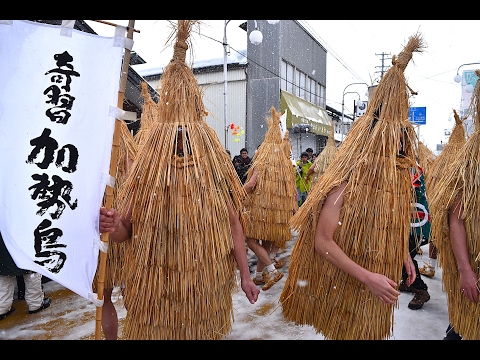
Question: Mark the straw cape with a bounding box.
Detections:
[425,109,465,192]
[416,140,436,185]
[242,106,298,248]
[116,20,246,340]
[429,72,480,340]
[100,82,156,292]
[94,119,137,292]
[309,125,337,186]
[280,32,425,340]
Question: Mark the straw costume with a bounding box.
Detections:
[100,82,157,292]
[429,70,480,340]
[419,110,464,278]
[308,125,337,187]
[116,20,247,340]
[280,33,425,340]
[242,106,298,249]
[416,140,435,185]
[426,109,465,192]
[94,119,137,292]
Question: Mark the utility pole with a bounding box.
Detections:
[374,52,391,82]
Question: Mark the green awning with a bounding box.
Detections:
[280,90,332,136]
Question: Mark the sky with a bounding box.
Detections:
[0,240,450,340]
[86,20,480,152]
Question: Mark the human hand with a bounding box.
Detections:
[364,272,400,305]
[241,277,260,304]
[403,256,416,287]
[459,268,479,303]
[99,207,121,234]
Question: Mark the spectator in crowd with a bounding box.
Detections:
[295,152,312,206]
[305,147,314,161]
[0,231,51,320]
[233,148,252,184]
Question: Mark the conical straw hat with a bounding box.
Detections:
[280,32,425,340]
[117,20,245,340]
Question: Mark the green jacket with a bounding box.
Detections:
[295,159,312,193]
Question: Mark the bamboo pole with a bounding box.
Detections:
[91,20,140,33]
[95,19,136,340]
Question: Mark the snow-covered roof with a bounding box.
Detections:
[133,49,247,78]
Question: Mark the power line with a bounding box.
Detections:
[298,20,366,83]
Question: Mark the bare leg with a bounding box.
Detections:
[102,288,118,340]
[247,238,283,291]
[247,238,273,268]
[263,240,284,268]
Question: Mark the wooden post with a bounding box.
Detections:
[95,20,136,340]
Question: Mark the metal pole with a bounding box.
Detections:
[223,20,231,150]
[341,97,345,143]
[341,82,368,143]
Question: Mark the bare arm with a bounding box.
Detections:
[227,201,259,304]
[243,167,258,194]
[314,182,401,304]
[306,163,316,183]
[449,197,479,303]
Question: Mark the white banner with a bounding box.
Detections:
[0,20,123,301]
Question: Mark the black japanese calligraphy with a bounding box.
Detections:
[26,50,82,274]
[28,173,78,219]
[26,128,79,172]
[44,51,79,92]
[26,128,58,169]
[33,219,66,273]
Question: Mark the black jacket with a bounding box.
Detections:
[0,232,30,276]
[232,155,250,184]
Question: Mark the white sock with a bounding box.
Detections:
[255,271,263,279]
[266,264,276,273]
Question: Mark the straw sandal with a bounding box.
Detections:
[252,271,270,285]
[273,258,285,269]
[261,270,283,291]
[419,263,435,277]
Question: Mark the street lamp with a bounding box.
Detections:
[342,91,362,136]
[454,62,480,93]
[223,20,279,149]
[341,82,368,142]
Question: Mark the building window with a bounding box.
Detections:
[280,60,326,109]
[319,84,326,108]
[298,71,306,100]
[309,77,316,104]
